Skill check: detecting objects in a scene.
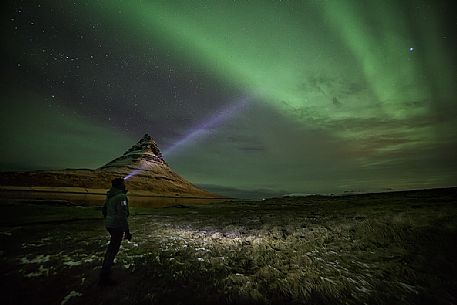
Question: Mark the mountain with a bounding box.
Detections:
[0,134,223,206]
[98,134,215,196]
[101,134,166,170]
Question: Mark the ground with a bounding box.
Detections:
[1,188,456,305]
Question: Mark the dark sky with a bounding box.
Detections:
[1,0,456,198]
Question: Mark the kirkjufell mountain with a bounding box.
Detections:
[0,134,223,206]
[101,134,166,170]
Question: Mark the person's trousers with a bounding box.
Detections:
[100,227,124,279]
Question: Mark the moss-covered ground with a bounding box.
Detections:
[1,188,456,305]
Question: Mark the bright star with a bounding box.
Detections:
[409,47,414,52]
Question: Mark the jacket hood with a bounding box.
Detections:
[106,187,124,198]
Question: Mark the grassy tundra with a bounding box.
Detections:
[1,188,456,305]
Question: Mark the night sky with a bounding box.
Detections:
[1,0,456,198]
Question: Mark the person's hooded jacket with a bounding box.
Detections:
[102,187,129,230]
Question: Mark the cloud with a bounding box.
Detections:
[237,145,267,152]
[298,73,367,100]
[225,134,267,153]
[332,97,341,106]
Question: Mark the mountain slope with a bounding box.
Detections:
[0,134,222,205]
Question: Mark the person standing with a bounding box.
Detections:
[99,177,132,285]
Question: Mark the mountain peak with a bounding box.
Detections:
[125,134,162,157]
[140,133,153,143]
[100,134,166,170]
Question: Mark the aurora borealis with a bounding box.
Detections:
[1,0,456,197]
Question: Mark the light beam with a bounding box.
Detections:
[125,97,249,180]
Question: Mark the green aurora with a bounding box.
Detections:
[79,0,453,148]
[88,0,456,190]
[0,96,132,170]
[2,0,456,196]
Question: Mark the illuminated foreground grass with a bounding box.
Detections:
[1,188,456,305]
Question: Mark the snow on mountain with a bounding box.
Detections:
[100,134,166,170]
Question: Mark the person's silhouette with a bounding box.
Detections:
[99,177,132,285]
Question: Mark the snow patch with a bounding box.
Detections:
[127,240,139,247]
[61,291,82,305]
[20,255,51,264]
[63,260,82,266]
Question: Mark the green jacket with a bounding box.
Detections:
[102,187,129,230]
